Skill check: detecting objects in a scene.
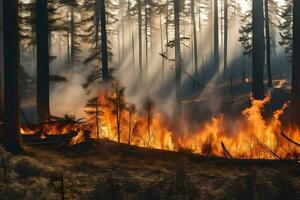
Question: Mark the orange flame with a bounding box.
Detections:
[21,89,300,159]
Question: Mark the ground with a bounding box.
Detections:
[2,139,298,200]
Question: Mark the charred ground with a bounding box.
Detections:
[1,139,298,200]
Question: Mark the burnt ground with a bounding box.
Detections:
[15,140,300,200]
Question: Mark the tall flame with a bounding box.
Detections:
[21,89,300,159]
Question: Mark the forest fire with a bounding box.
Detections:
[20,88,300,160]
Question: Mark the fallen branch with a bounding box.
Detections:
[281,132,300,148]
[221,142,233,159]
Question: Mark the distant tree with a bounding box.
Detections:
[278,0,293,60]
[191,0,199,82]
[3,0,21,152]
[252,0,265,99]
[213,0,219,77]
[82,0,116,88]
[137,0,143,82]
[223,0,229,80]
[239,10,252,56]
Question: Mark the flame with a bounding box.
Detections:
[21,89,300,159]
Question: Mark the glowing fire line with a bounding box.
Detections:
[21,91,300,159]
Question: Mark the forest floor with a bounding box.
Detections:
[10,140,300,200]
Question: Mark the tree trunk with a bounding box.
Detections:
[137,0,143,81]
[214,0,219,77]
[224,0,228,80]
[165,0,169,81]
[36,0,50,124]
[160,11,164,82]
[144,1,148,82]
[100,0,109,82]
[292,0,300,126]
[174,0,182,119]
[191,0,199,82]
[3,0,21,152]
[252,0,265,99]
[265,0,273,88]
[70,6,75,65]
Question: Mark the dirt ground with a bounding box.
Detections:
[19,140,300,200]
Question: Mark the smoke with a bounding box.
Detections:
[50,65,92,118]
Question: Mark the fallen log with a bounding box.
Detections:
[221,142,233,159]
[21,131,78,145]
[281,132,300,148]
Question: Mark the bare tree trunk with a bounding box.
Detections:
[3,0,21,152]
[131,24,135,69]
[160,11,164,82]
[100,0,109,82]
[224,0,228,80]
[137,0,143,81]
[70,6,75,65]
[174,0,182,120]
[265,0,273,88]
[191,0,199,82]
[252,0,265,99]
[36,0,50,124]
[165,0,169,80]
[214,0,219,77]
[144,1,148,82]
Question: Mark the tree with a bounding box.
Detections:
[223,0,228,80]
[213,0,219,76]
[126,103,136,145]
[137,0,143,82]
[108,85,126,143]
[3,0,21,152]
[279,0,292,60]
[84,97,102,139]
[143,97,154,146]
[252,0,265,99]
[292,0,300,126]
[36,0,50,124]
[191,0,199,82]
[100,0,109,82]
[82,0,116,88]
[174,0,182,120]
